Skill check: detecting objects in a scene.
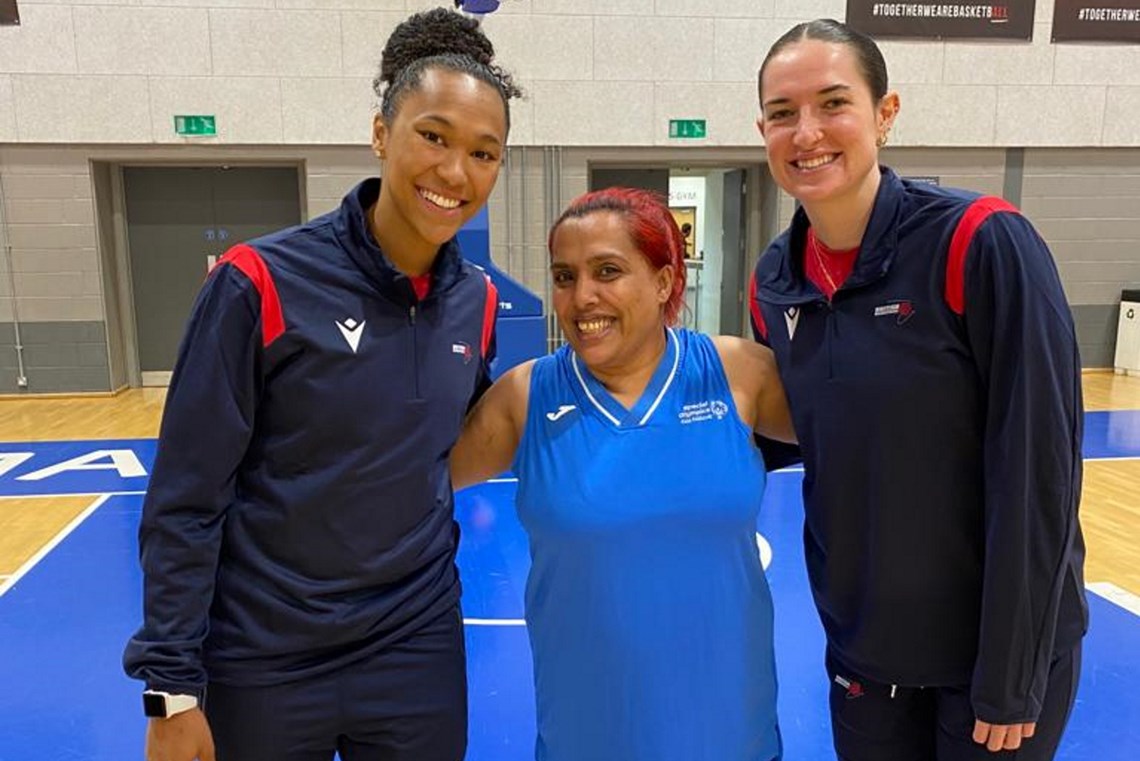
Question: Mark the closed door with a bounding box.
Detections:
[124,166,301,383]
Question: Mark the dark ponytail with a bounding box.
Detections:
[758,18,888,103]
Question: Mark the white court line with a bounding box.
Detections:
[487,478,518,484]
[1087,582,1140,617]
[771,459,1136,472]
[0,490,147,500]
[0,493,111,598]
[464,618,526,626]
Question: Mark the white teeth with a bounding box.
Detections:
[576,318,613,334]
[421,189,461,209]
[797,154,836,170]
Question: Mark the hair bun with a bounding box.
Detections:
[379,8,495,89]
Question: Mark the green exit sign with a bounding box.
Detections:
[175,115,216,137]
[669,119,706,139]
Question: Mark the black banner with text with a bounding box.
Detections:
[846,1,1035,39]
[1053,0,1140,42]
[1,0,19,27]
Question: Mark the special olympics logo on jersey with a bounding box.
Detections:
[679,400,729,425]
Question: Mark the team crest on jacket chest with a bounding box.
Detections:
[451,341,474,364]
[873,300,916,325]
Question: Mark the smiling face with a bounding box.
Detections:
[757,39,898,213]
[550,211,674,377]
[371,67,507,265]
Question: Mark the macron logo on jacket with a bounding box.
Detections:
[336,317,365,353]
[784,307,800,341]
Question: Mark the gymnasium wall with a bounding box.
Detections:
[0,0,1137,388]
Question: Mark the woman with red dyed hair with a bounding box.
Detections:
[451,187,795,761]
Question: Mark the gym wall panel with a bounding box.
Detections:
[714,18,785,84]
[341,12,407,80]
[594,16,715,82]
[892,85,999,146]
[997,86,1107,146]
[281,78,372,145]
[73,6,210,76]
[532,81,655,145]
[480,14,594,82]
[0,4,76,75]
[147,77,285,145]
[1022,149,1140,366]
[0,76,13,142]
[1104,89,1140,147]
[12,75,151,143]
[208,9,341,78]
[943,23,1055,86]
[653,81,760,147]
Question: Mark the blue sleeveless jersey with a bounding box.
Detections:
[514,328,780,761]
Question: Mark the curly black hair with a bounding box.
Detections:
[373,8,522,130]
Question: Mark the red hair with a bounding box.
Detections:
[547,187,687,325]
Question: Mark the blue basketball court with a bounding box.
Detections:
[1,410,1138,759]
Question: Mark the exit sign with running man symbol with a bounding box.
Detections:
[669,119,707,139]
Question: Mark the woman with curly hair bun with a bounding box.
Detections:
[123,8,519,761]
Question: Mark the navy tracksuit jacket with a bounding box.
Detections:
[124,178,496,696]
[750,168,1087,725]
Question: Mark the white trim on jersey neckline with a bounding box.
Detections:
[570,328,680,428]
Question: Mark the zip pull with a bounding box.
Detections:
[409,304,416,325]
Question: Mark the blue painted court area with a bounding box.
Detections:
[1084,408,1140,459]
[0,413,1138,760]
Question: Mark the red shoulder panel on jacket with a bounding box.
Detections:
[749,270,768,341]
[945,196,1019,316]
[218,244,286,347]
[481,274,498,359]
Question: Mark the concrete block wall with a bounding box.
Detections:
[0,146,108,392]
[1022,149,1140,366]
[1,1,1138,388]
[0,1,1138,148]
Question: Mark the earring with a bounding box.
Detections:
[876,131,890,148]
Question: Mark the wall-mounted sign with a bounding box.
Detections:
[845,1,1035,39]
[1,0,19,26]
[669,119,707,139]
[1053,0,1140,43]
[174,115,216,137]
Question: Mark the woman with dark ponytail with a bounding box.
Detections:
[124,9,518,761]
[751,18,1085,761]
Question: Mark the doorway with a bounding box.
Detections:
[586,165,754,336]
[121,166,302,385]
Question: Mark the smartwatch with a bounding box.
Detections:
[142,690,199,718]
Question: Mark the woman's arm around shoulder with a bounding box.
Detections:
[711,335,796,444]
[451,359,534,490]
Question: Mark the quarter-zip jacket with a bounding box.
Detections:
[124,178,496,696]
[750,168,1086,725]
